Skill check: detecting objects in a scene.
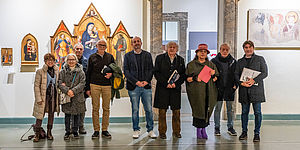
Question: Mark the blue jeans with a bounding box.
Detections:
[241,102,262,134]
[214,101,234,129]
[128,87,154,132]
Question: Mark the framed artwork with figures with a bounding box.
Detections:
[21,33,38,65]
[73,3,110,59]
[108,21,132,69]
[50,20,76,70]
[248,9,300,48]
[1,48,13,66]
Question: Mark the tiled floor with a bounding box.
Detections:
[1,117,300,150]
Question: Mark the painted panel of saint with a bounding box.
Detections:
[21,33,39,65]
[112,33,129,68]
[1,48,13,66]
[53,32,74,69]
[81,22,100,58]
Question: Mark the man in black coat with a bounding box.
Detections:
[153,41,185,139]
[74,43,88,134]
[211,43,237,136]
[234,40,268,142]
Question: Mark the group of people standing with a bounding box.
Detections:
[32,36,268,143]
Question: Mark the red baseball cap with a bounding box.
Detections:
[195,43,210,54]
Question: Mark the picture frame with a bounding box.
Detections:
[21,33,39,65]
[1,48,13,66]
[248,9,300,49]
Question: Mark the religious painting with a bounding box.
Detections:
[74,3,110,59]
[21,33,38,65]
[248,9,300,48]
[108,21,132,69]
[50,20,76,70]
[1,48,13,66]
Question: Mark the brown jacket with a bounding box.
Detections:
[32,64,60,120]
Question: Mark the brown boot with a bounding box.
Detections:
[47,125,53,140]
[33,127,40,142]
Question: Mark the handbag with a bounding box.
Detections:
[59,72,77,105]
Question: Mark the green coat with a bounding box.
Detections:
[185,60,219,121]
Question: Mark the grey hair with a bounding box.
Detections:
[96,39,107,45]
[166,41,178,50]
[64,53,78,63]
[74,42,84,49]
[220,43,231,50]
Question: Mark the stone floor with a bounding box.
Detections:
[1,116,300,150]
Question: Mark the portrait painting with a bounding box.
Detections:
[51,21,76,70]
[21,33,38,65]
[1,48,13,66]
[248,9,300,48]
[74,3,110,59]
[108,21,132,69]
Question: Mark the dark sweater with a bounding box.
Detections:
[86,52,115,90]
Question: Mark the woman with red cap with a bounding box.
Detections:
[185,43,219,139]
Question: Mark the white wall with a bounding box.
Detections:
[238,0,300,114]
[163,0,218,32]
[0,0,143,117]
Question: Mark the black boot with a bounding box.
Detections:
[33,126,41,142]
[47,124,53,140]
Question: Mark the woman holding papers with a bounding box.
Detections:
[186,43,219,139]
[235,40,268,142]
[153,41,186,139]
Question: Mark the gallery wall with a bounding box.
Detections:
[0,0,143,118]
[238,0,300,114]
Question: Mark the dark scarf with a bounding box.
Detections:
[46,66,56,113]
[217,53,233,63]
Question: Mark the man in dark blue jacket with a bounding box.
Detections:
[74,43,88,134]
[235,40,268,142]
[123,36,157,139]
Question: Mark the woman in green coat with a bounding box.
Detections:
[186,44,219,139]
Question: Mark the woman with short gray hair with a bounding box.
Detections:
[58,54,86,140]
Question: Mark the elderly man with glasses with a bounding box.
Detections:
[86,39,115,139]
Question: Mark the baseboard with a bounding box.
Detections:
[0,117,145,124]
[235,114,300,120]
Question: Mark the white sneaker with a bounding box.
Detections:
[132,130,140,139]
[148,130,157,139]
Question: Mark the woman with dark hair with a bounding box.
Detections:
[32,53,60,142]
[186,44,218,139]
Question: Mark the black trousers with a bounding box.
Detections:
[65,114,79,133]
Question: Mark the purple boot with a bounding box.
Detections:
[197,128,202,139]
[201,128,208,139]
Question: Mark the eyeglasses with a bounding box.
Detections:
[46,59,54,62]
[75,48,83,51]
[67,59,76,62]
[98,44,106,47]
[198,50,207,53]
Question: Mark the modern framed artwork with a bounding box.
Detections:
[108,21,132,68]
[73,3,110,59]
[50,20,76,70]
[1,48,13,66]
[21,33,38,65]
[248,9,300,48]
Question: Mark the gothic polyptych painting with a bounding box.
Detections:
[1,48,13,66]
[108,21,132,69]
[74,3,110,59]
[50,20,76,70]
[21,33,38,65]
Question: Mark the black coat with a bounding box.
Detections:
[234,54,268,103]
[211,53,237,101]
[153,53,185,110]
